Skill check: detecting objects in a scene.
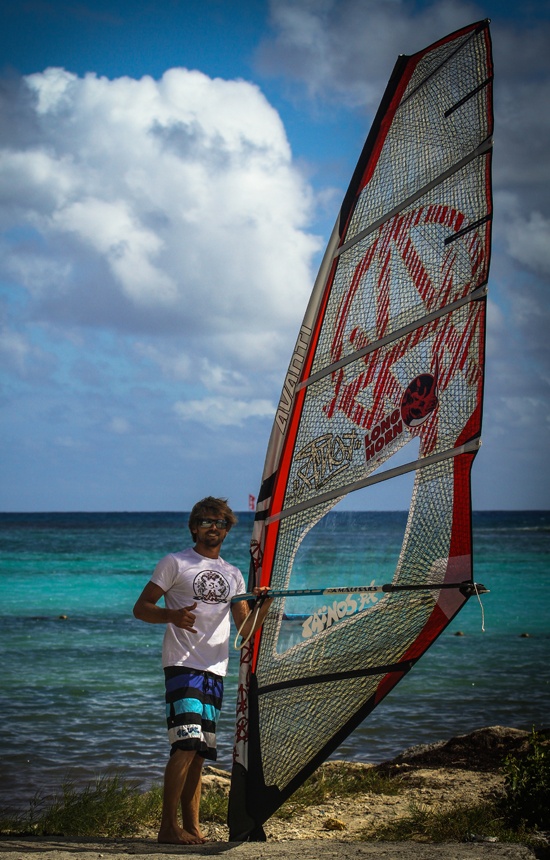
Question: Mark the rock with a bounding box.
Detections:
[203,765,231,792]
[322,818,346,831]
[384,726,533,772]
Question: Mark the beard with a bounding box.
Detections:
[194,530,225,552]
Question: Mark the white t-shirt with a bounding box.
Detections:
[151,547,246,676]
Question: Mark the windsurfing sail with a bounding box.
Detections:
[229,20,493,840]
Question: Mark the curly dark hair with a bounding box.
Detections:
[188,496,238,540]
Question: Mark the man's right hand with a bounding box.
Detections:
[169,602,198,633]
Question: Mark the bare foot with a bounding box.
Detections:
[181,820,207,843]
[157,825,205,845]
[186,828,207,844]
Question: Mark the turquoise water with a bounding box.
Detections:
[0,510,548,809]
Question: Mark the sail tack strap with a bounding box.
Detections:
[296,285,488,392]
[335,137,493,258]
[265,437,481,525]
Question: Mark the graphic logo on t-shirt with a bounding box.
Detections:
[193,570,230,604]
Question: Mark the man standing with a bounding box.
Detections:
[133,497,270,845]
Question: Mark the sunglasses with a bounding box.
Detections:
[198,518,228,529]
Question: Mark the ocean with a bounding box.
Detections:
[0,510,548,811]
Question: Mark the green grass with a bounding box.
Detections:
[362,798,543,850]
[501,727,550,830]
[0,763,400,837]
[361,730,550,851]
[0,774,163,838]
[0,777,232,838]
[1,736,548,848]
[275,763,402,820]
[199,784,229,824]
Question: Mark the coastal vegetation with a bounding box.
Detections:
[1,729,547,849]
[0,766,395,838]
[363,729,549,848]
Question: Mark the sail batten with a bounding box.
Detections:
[297,284,488,390]
[445,214,492,244]
[257,662,417,694]
[398,21,487,109]
[336,137,492,257]
[265,438,481,525]
[229,19,493,841]
[445,76,493,117]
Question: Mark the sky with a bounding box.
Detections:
[0,0,549,513]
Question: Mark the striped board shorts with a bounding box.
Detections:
[164,666,223,761]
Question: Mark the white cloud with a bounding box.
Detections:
[26,66,79,114]
[174,396,275,427]
[501,203,550,278]
[1,65,319,376]
[135,342,192,381]
[197,359,249,396]
[50,197,178,306]
[55,434,88,449]
[260,0,483,108]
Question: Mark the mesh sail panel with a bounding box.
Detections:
[229,20,493,840]
[312,157,491,375]
[257,460,461,692]
[258,675,385,789]
[345,26,492,246]
[286,301,484,510]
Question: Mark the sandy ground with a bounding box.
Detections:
[0,836,539,860]
[1,727,547,860]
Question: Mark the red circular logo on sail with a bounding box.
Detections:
[400,374,438,427]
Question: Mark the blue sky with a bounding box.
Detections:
[1,0,549,512]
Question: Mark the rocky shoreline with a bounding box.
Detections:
[200,725,545,844]
[1,727,547,860]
